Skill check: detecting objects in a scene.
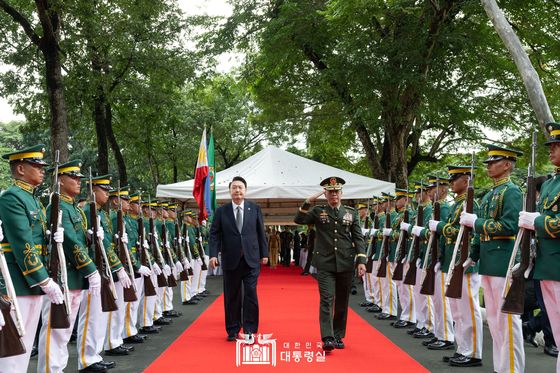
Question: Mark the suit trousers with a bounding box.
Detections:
[223,257,260,335]
[540,280,560,373]
[0,295,43,373]
[38,290,82,373]
[317,270,353,339]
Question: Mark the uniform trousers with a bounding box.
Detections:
[316,270,353,339]
[138,273,157,328]
[0,295,44,373]
[372,260,383,307]
[180,275,194,302]
[76,290,108,370]
[196,256,209,293]
[154,285,165,320]
[482,275,524,373]
[38,290,82,373]
[123,276,143,339]
[541,280,560,373]
[104,281,128,351]
[397,262,415,322]
[163,284,174,312]
[448,272,483,359]
[192,259,202,295]
[362,272,374,303]
[381,262,398,316]
[433,270,454,342]
[414,269,434,331]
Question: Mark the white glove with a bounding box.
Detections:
[117,268,132,289]
[138,265,152,277]
[400,222,411,232]
[163,264,172,277]
[0,220,3,242]
[152,263,162,276]
[182,258,191,270]
[178,236,183,246]
[519,211,540,231]
[53,228,64,243]
[382,228,392,237]
[142,239,149,249]
[460,212,477,228]
[434,261,441,273]
[416,258,421,269]
[511,262,521,272]
[196,258,203,265]
[428,220,439,232]
[361,228,369,236]
[411,226,424,237]
[121,231,129,245]
[40,279,64,305]
[370,228,378,236]
[175,261,184,273]
[165,241,171,249]
[88,271,101,296]
[463,258,476,268]
[0,307,4,331]
[95,216,105,241]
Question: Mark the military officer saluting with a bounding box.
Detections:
[460,144,525,373]
[294,176,367,351]
[0,145,64,373]
[519,122,560,373]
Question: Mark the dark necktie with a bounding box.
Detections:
[236,206,243,232]
[334,207,339,216]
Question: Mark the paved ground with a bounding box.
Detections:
[28,272,557,372]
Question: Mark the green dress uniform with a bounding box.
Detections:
[82,204,123,273]
[294,176,366,344]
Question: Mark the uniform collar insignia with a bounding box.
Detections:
[14,179,36,194]
[556,167,560,174]
[455,193,467,202]
[493,176,511,188]
[60,194,74,204]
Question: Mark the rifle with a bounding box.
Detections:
[161,220,178,287]
[196,227,208,271]
[376,201,391,278]
[47,150,71,328]
[403,185,425,285]
[392,208,410,281]
[502,130,538,314]
[148,198,168,288]
[174,211,189,281]
[365,212,378,273]
[420,180,441,295]
[0,225,26,357]
[181,223,195,276]
[136,201,157,297]
[116,182,137,302]
[446,153,476,298]
[89,169,118,312]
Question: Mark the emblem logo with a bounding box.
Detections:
[236,333,276,367]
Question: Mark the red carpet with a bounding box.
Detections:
[145,266,428,372]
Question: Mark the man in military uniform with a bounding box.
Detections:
[294,176,367,351]
[460,144,525,373]
[150,202,172,327]
[37,160,102,373]
[431,166,483,366]
[357,203,375,309]
[181,210,199,305]
[0,145,64,372]
[365,197,383,314]
[162,203,183,318]
[519,122,560,372]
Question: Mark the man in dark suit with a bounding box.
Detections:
[209,176,269,343]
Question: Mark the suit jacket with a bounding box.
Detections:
[209,200,269,270]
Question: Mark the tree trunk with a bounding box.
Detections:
[481,0,554,131]
[104,103,127,184]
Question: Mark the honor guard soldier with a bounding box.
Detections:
[162,203,183,319]
[376,192,398,321]
[0,145,64,373]
[367,196,385,314]
[153,202,173,326]
[519,123,560,373]
[78,174,128,373]
[181,210,199,305]
[433,166,483,366]
[294,176,367,351]
[460,144,525,373]
[38,160,101,373]
[122,191,151,344]
[357,203,375,309]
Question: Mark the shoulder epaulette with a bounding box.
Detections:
[344,206,355,210]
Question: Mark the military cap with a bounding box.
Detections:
[408,190,416,198]
[129,192,141,203]
[355,203,367,210]
[447,165,475,180]
[483,143,523,163]
[87,174,112,190]
[427,175,449,187]
[414,181,428,192]
[395,188,408,198]
[109,185,130,200]
[2,144,47,166]
[183,209,194,217]
[158,201,169,209]
[167,203,178,209]
[545,122,560,145]
[52,159,85,177]
[141,201,157,208]
[381,192,395,201]
[320,176,345,190]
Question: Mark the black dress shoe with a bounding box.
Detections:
[414,329,434,339]
[227,334,238,342]
[163,310,182,318]
[544,344,559,357]
[449,356,482,367]
[366,305,382,313]
[121,344,135,352]
[79,362,107,373]
[139,326,160,334]
[334,336,345,349]
[376,313,397,320]
[183,299,199,305]
[393,320,415,329]
[422,337,438,346]
[99,361,116,369]
[154,317,172,325]
[105,346,130,356]
[428,340,455,350]
[123,334,146,344]
[443,352,462,363]
[360,301,374,307]
[351,287,357,295]
[322,337,335,351]
[407,327,421,335]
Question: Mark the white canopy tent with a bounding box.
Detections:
[156,146,394,224]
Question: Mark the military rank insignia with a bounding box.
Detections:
[342,211,353,226]
[319,210,329,224]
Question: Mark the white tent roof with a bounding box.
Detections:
[156,146,394,224]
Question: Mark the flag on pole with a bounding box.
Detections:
[193,128,209,223]
[205,129,217,220]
